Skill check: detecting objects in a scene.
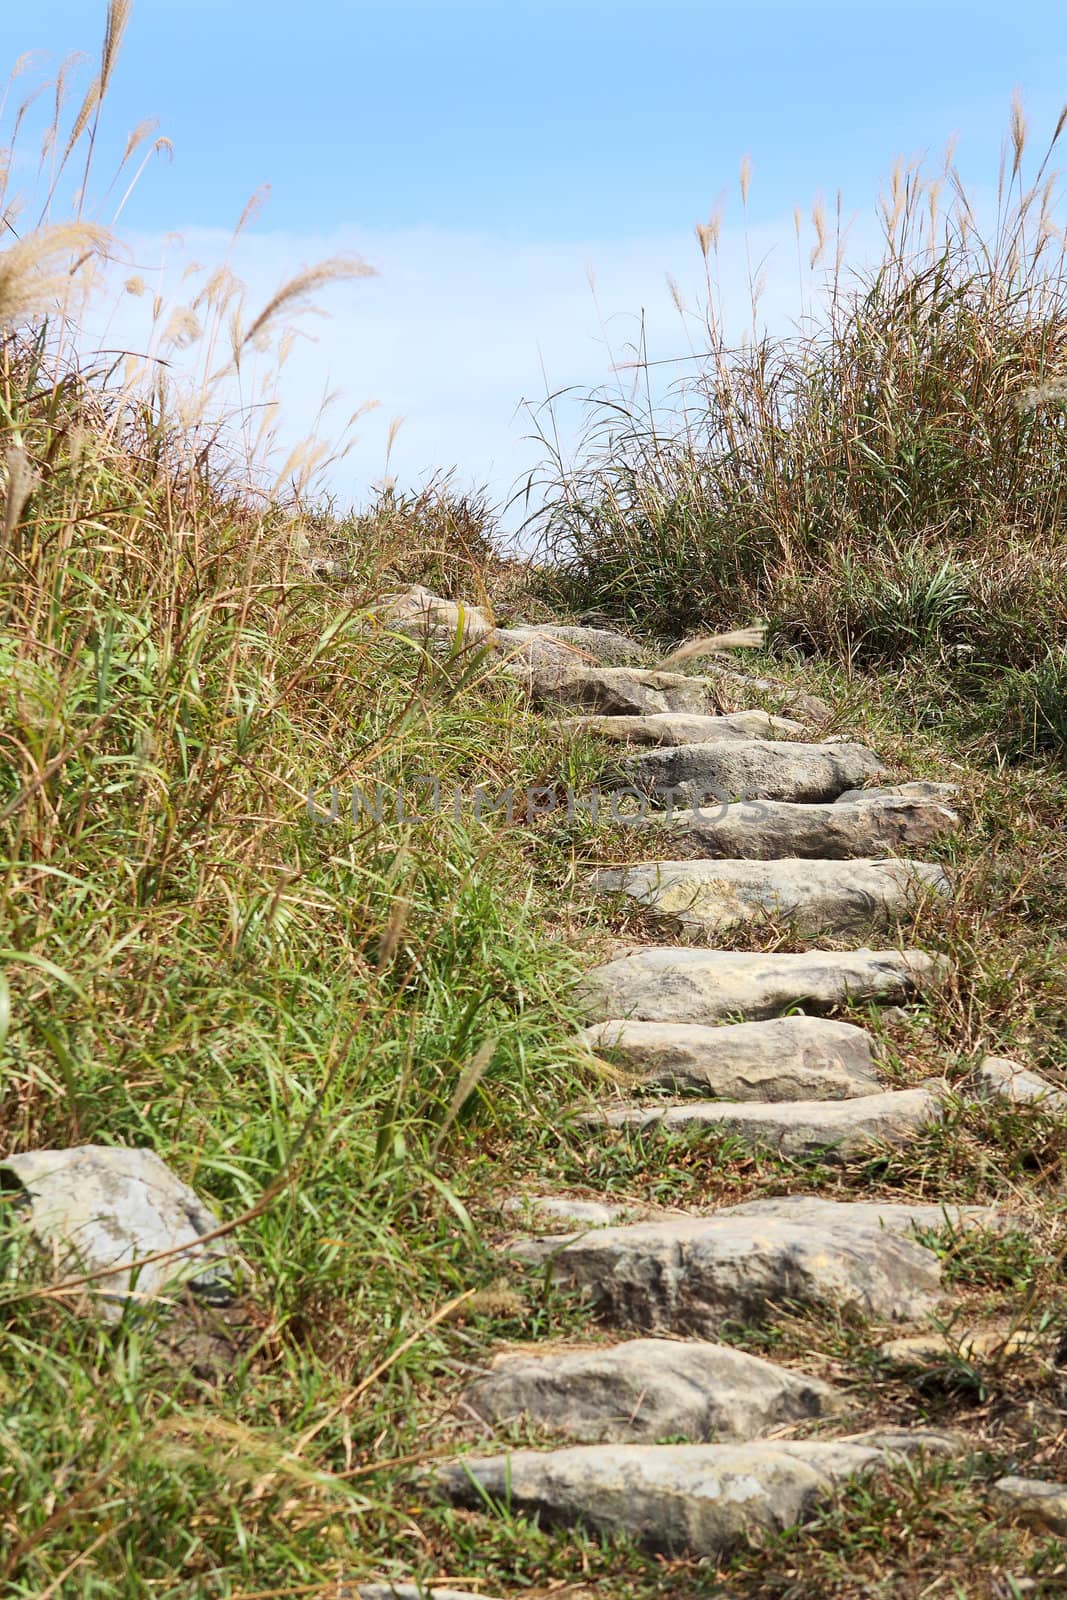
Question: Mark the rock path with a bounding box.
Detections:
[6,593,1064,1588]
[426,608,1062,1565]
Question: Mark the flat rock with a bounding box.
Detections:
[516,622,647,665]
[578,1016,881,1101]
[462,1336,846,1443]
[523,664,734,717]
[356,1588,503,1600]
[500,1195,670,1231]
[564,710,806,745]
[375,591,645,676]
[591,857,950,938]
[624,740,890,805]
[508,1214,941,1329]
[376,585,493,634]
[990,1476,1067,1537]
[973,1055,1067,1112]
[880,1329,1042,1366]
[590,1083,948,1161]
[718,1195,1008,1237]
[837,1427,965,1457]
[0,1145,234,1319]
[835,780,960,805]
[579,946,947,1025]
[434,1437,920,1556]
[659,795,958,861]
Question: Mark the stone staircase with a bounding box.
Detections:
[411,605,1064,1583]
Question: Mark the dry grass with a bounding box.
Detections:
[530,110,1067,760]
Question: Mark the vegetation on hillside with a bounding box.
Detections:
[0,8,1064,1598]
[531,107,1067,757]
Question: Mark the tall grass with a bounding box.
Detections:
[531,109,1067,753]
[0,12,594,1590]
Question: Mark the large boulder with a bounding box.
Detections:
[0,1145,236,1320]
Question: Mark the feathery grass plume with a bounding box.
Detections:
[429,1037,498,1156]
[657,626,767,669]
[0,220,109,324]
[1,443,37,545]
[1011,86,1029,179]
[160,305,202,349]
[1017,377,1067,411]
[234,256,376,367]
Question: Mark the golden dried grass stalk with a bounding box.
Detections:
[2,443,38,544]
[657,625,767,668]
[429,1037,497,1157]
[237,256,376,362]
[0,221,109,325]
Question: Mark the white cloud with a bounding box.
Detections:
[84,210,885,535]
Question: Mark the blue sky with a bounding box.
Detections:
[3,2,1067,523]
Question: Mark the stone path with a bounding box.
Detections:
[6,591,1064,1588]
[419,607,1063,1565]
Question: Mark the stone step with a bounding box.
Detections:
[525,663,740,717]
[500,1194,676,1230]
[563,710,807,745]
[717,1194,1016,1237]
[622,739,890,804]
[508,1213,942,1329]
[434,1434,956,1557]
[357,1588,502,1600]
[835,780,960,805]
[578,1015,881,1101]
[579,946,947,1026]
[700,663,832,723]
[591,857,950,939]
[587,1082,948,1162]
[461,1336,847,1443]
[659,794,958,860]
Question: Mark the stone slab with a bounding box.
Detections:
[590,1083,948,1161]
[579,947,947,1026]
[718,1195,1010,1237]
[578,1016,881,1101]
[591,857,950,938]
[623,740,889,805]
[434,1437,924,1556]
[508,1214,942,1329]
[564,711,806,745]
[462,1336,846,1443]
[658,795,958,861]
